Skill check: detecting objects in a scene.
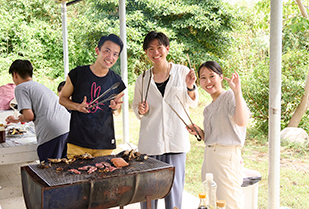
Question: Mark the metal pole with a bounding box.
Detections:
[268,0,282,208]
[119,0,129,144]
[61,1,69,79]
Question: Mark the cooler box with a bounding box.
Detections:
[242,168,262,209]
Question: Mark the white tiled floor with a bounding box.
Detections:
[0,162,199,209]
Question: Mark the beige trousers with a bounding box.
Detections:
[202,145,243,209]
[67,143,113,159]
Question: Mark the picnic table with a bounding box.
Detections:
[0,110,38,165]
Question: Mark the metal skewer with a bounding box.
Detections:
[187,53,192,69]
[166,102,190,129]
[89,82,120,106]
[176,95,202,141]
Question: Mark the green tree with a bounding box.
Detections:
[225,0,309,136]
[71,0,235,82]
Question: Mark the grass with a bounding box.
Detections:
[2,75,309,208]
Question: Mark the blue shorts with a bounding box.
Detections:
[37,133,68,162]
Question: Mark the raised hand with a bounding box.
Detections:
[224,71,241,94]
[185,68,197,89]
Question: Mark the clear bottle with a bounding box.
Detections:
[206,173,217,209]
[198,192,208,209]
[216,200,226,209]
[202,177,210,207]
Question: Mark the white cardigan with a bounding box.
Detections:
[132,63,199,155]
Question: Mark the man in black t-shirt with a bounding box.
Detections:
[59,34,126,159]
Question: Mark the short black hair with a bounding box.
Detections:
[97,34,123,54]
[198,61,223,78]
[143,31,170,51]
[57,81,66,93]
[9,59,33,79]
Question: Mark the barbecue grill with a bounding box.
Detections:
[21,155,175,209]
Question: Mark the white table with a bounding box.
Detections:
[0,110,38,165]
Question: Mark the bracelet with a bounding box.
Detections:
[187,85,196,92]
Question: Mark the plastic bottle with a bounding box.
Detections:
[202,176,210,207]
[21,122,26,131]
[216,200,226,209]
[198,192,208,209]
[206,173,217,209]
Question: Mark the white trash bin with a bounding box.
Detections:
[242,168,262,209]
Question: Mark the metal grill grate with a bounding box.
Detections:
[28,155,172,187]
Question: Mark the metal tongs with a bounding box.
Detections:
[87,82,120,110]
[141,70,146,103]
[140,69,152,103]
[166,96,202,141]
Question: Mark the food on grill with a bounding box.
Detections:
[136,154,149,161]
[102,162,111,167]
[63,158,76,164]
[47,158,76,164]
[87,166,97,174]
[95,162,104,169]
[107,166,118,172]
[48,158,62,163]
[74,152,95,160]
[111,158,129,168]
[68,169,81,174]
[37,161,51,169]
[78,165,92,170]
[117,149,149,162]
[7,127,25,135]
[56,167,64,172]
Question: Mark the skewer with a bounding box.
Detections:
[166,102,190,129]
[144,69,152,102]
[187,53,192,69]
[89,82,120,106]
[87,94,117,109]
[141,70,146,103]
[176,95,202,141]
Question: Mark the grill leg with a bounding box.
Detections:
[119,207,124,209]
[146,196,152,209]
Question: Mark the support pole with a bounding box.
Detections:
[119,0,129,144]
[268,0,282,208]
[61,1,69,79]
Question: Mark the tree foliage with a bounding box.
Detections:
[76,0,235,82]
[0,0,234,84]
[224,0,309,135]
[1,0,309,136]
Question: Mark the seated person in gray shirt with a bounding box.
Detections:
[5,59,71,162]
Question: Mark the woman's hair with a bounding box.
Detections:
[198,61,223,78]
[143,31,170,51]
